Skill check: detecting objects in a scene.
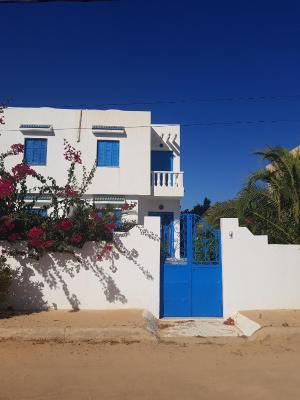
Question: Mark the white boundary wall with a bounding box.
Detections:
[1,217,161,318]
[221,218,300,317]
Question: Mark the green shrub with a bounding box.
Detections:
[0,254,12,308]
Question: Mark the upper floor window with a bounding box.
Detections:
[97,140,119,167]
[24,138,47,165]
[28,208,48,217]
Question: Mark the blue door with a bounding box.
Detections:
[148,211,174,226]
[151,151,173,186]
[161,214,223,317]
[151,151,173,171]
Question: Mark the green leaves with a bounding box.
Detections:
[205,146,300,244]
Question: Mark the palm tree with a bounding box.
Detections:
[205,146,300,244]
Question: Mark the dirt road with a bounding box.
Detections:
[1,336,300,400]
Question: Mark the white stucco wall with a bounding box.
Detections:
[2,216,161,318]
[0,108,184,221]
[221,218,300,317]
[137,197,181,224]
[0,107,152,196]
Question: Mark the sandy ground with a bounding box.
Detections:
[0,309,147,329]
[1,309,300,399]
[0,309,156,341]
[1,336,300,400]
[241,309,300,327]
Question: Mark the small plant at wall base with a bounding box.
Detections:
[0,141,136,260]
[205,146,300,244]
[0,252,13,308]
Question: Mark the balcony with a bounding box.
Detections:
[151,171,184,197]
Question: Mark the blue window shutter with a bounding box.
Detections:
[25,139,34,164]
[25,138,47,165]
[33,139,40,164]
[97,141,103,166]
[112,209,122,227]
[35,140,40,164]
[97,140,119,167]
[105,141,112,166]
[111,142,120,167]
[29,208,48,216]
[40,139,47,164]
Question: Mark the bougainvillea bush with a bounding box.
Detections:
[0,141,136,260]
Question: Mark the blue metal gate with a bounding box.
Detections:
[161,213,223,317]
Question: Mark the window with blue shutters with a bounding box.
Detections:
[24,138,47,165]
[112,209,122,228]
[97,140,120,167]
[96,208,122,229]
[28,208,48,216]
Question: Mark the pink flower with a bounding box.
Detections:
[27,226,44,239]
[121,202,136,211]
[106,244,113,252]
[60,185,79,197]
[3,219,15,231]
[42,240,54,249]
[56,219,74,231]
[12,163,35,181]
[0,178,14,199]
[64,143,82,164]
[10,144,24,155]
[70,233,83,244]
[7,233,19,241]
[96,244,113,261]
[28,239,44,248]
[105,224,116,232]
[28,238,53,249]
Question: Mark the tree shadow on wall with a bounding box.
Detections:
[3,225,159,312]
[7,266,48,311]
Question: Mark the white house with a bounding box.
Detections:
[2,107,300,320]
[0,107,184,225]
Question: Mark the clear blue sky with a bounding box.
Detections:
[1,0,300,209]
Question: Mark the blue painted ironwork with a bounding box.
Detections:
[191,214,220,264]
[161,213,223,317]
[161,214,219,264]
[161,214,187,263]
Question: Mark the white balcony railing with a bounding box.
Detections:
[151,171,184,197]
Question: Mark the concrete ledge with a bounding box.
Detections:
[235,312,261,336]
[0,309,158,343]
[0,326,157,343]
[142,309,159,338]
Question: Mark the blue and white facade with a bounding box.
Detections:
[0,107,184,224]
